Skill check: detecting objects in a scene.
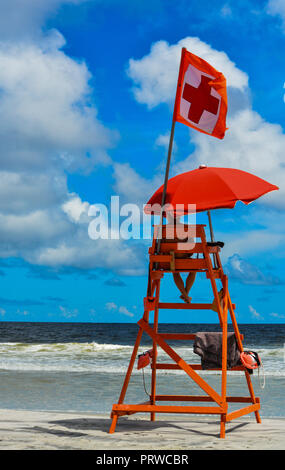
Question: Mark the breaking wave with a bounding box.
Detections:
[0,341,284,376]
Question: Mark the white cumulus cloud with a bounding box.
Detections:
[127,37,248,109]
[125,36,283,212]
[0,3,146,275]
[249,305,264,321]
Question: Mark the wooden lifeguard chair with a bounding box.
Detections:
[109,223,261,438]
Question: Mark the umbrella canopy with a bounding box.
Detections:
[144,166,279,216]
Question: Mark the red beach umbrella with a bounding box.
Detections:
[144,165,279,216]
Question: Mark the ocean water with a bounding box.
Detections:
[0,322,284,418]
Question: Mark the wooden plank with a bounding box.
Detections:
[157,303,242,313]
[175,259,207,269]
[160,242,220,254]
[226,403,260,422]
[154,363,200,370]
[155,224,206,240]
[149,257,207,270]
[159,333,196,340]
[149,255,171,263]
[206,271,222,279]
[155,395,213,402]
[158,302,213,309]
[112,404,223,415]
[154,363,244,371]
[155,395,257,403]
[112,401,151,417]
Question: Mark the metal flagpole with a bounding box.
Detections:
[156,119,176,254]
[155,48,186,256]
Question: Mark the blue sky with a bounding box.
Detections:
[0,0,284,323]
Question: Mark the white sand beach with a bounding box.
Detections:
[0,409,283,450]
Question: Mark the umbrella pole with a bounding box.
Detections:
[207,210,218,269]
[207,210,215,242]
[156,119,176,254]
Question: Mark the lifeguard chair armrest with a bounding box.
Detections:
[207,241,224,248]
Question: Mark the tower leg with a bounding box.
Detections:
[220,414,226,438]
[109,414,118,434]
[220,276,228,438]
[150,279,161,422]
[109,326,144,433]
[228,292,261,424]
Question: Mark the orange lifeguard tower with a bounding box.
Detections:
[109,223,261,438]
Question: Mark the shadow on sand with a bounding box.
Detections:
[45,416,249,439]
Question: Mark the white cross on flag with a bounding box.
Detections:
[173,48,228,139]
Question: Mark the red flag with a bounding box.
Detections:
[173,48,228,139]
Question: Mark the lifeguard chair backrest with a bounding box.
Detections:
[151,224,207,255]
[161,224,196,242]
[148,224,209,273]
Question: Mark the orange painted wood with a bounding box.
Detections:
[228,293,262,424]
[111,401,151,417]
[110,224,261,437]
[149,256,207,270]
[144,296,156,311]
[138,318,223,407]
[158,302,213,309]
[160,242,220,254]
[155,395,214,402]
[150,278,160,422]
[157,223,206,239]
[150,271,164,280]
[112,404,223,414]
[159,333,196,340]
[220,276,228,438]
[174,259,207,269]
[221,275,228,404]
[201,233,224,327]
[226,403,260,422]
[154,363,244,371]
[202,228,223,324]
[227,292,261,423]
[220,414,226,438]
[228,292,243,352]
[155,395,258,403]
[108,326,144,434]
[206,270,222,279]
[108,414,118,434]
[149,254,172,263]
